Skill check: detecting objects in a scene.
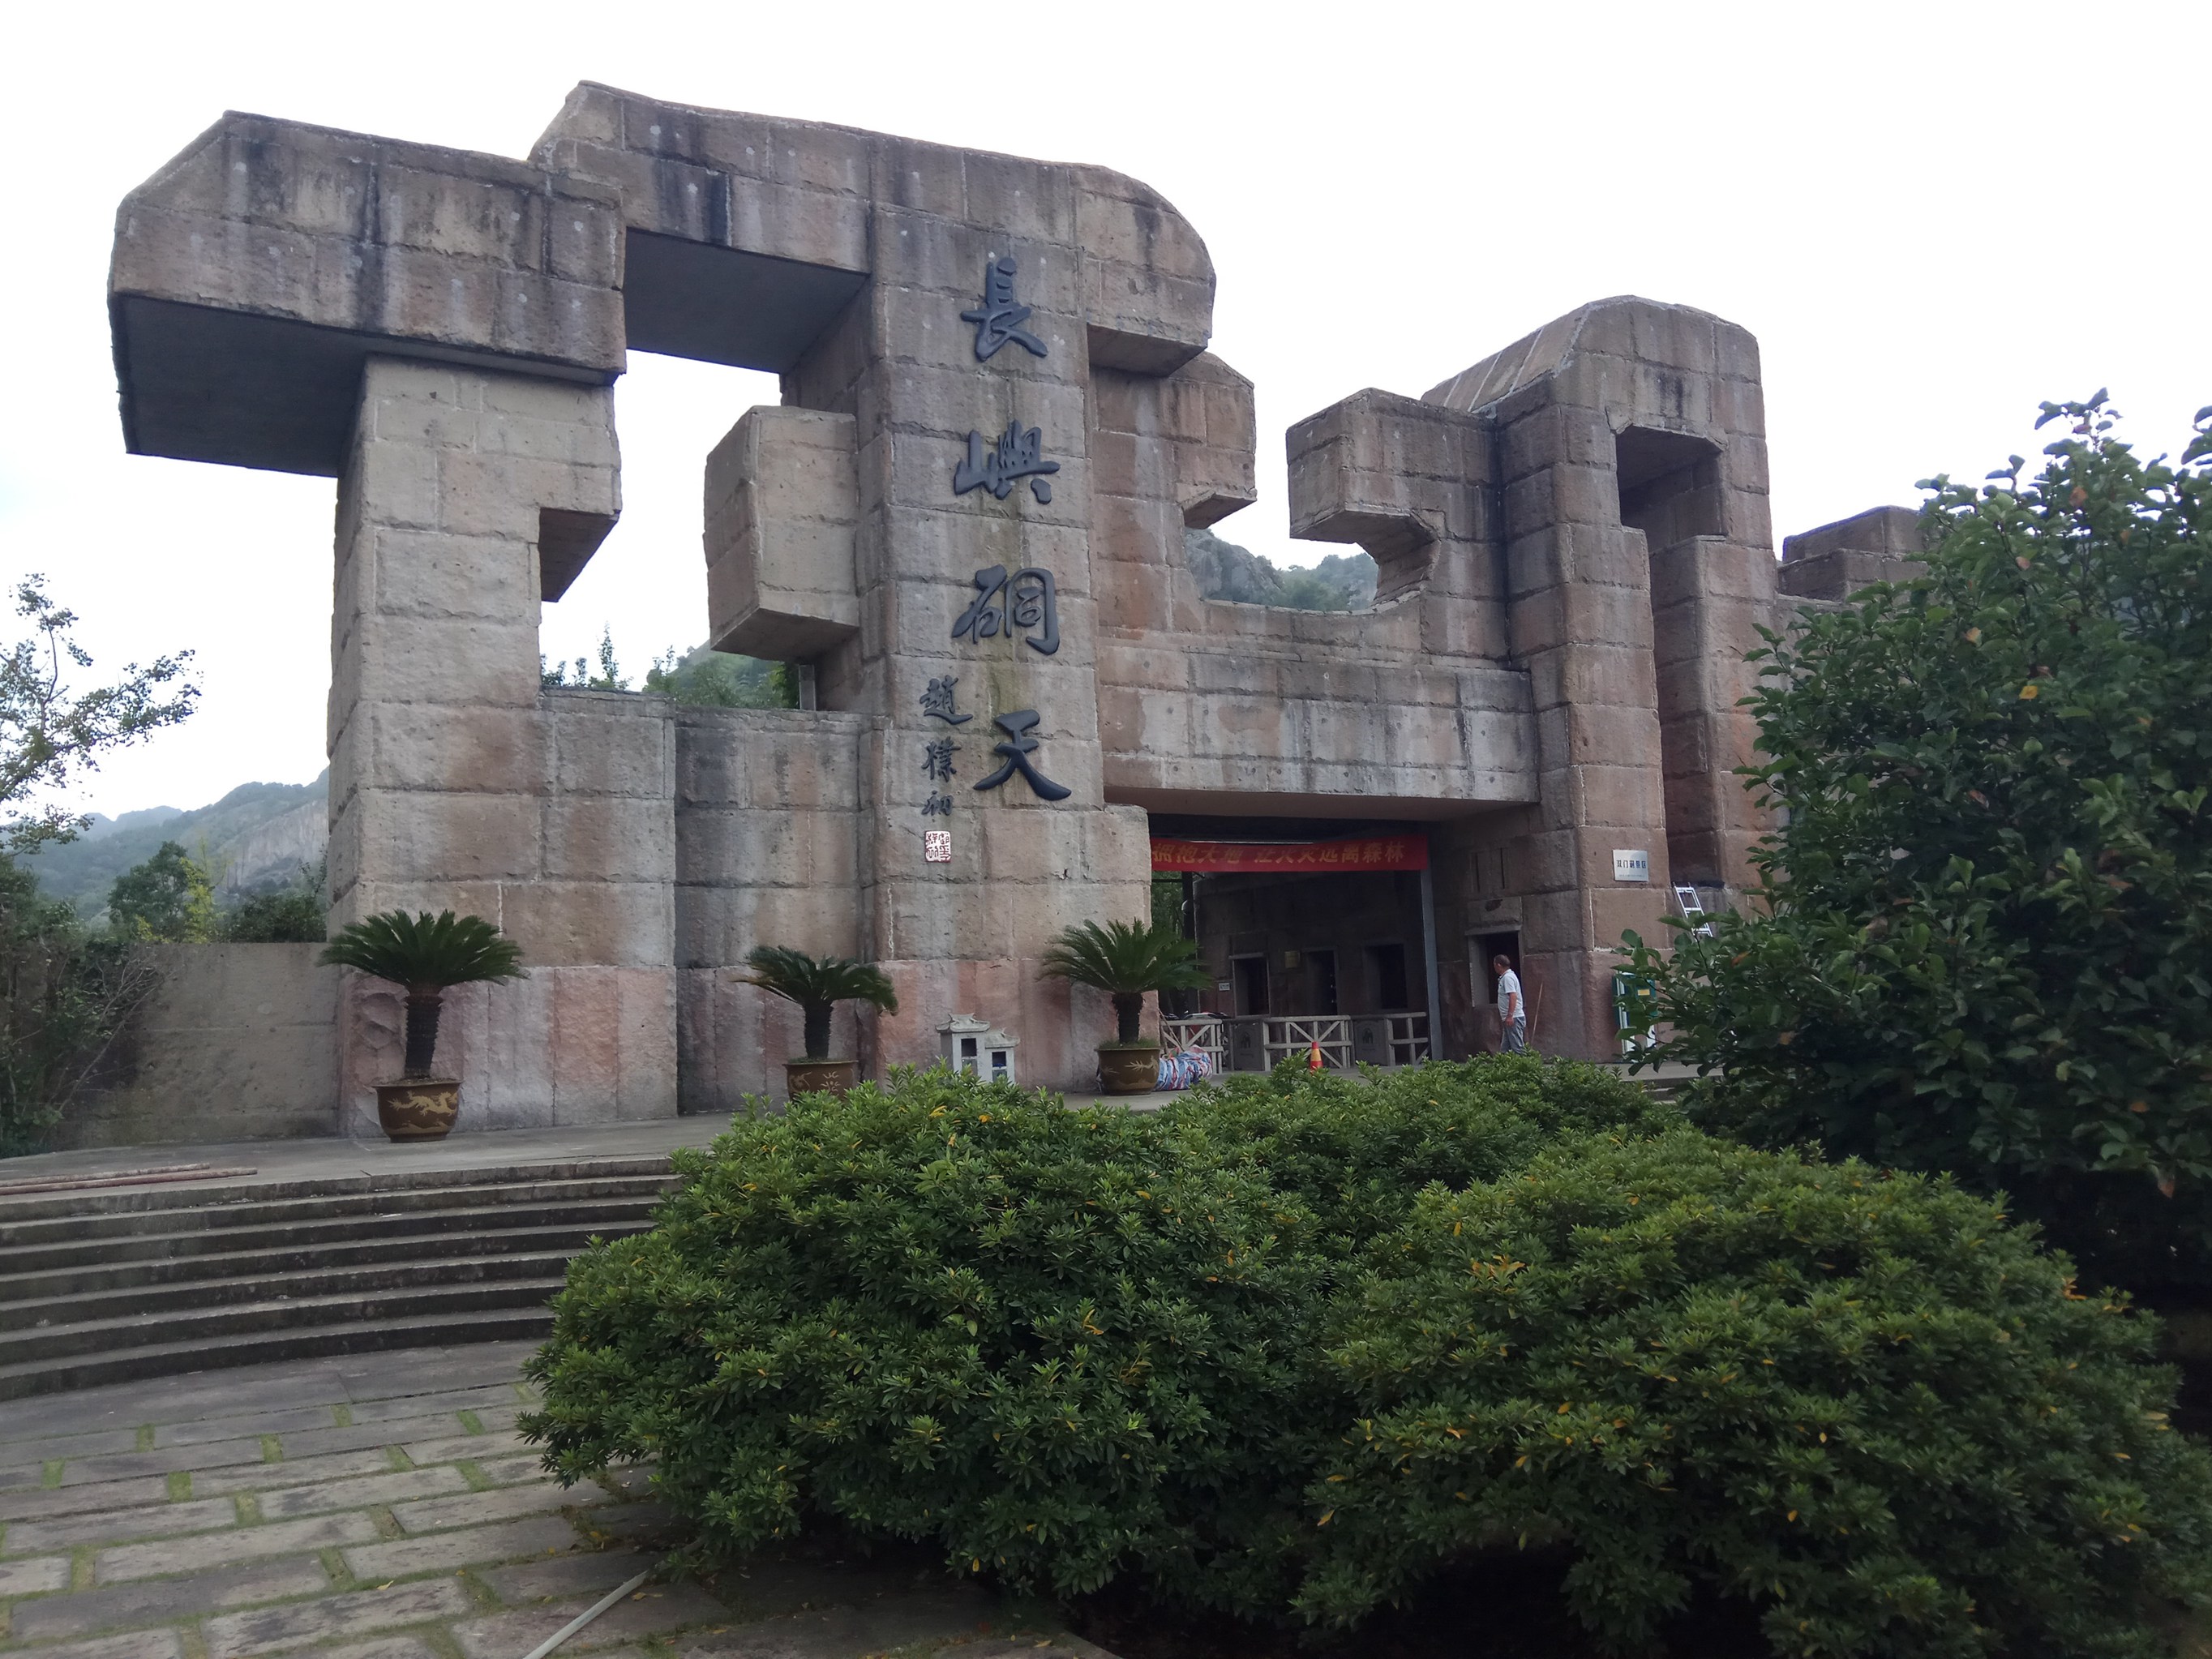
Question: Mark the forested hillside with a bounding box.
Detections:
[24,774,326,918]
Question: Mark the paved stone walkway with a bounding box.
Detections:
[0,1343,1107,1659]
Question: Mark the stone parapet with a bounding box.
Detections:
[1779,504,1925,601]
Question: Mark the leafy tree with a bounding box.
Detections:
[1150,872,1184,937]
[319,910,525,1076]
[0,577,196,1151]
[0,576,196,855]
[524,1061,2212,1656]
[539,625,630,691]
[1623,397,2212,1289]
[221,859,326,943]
[1041,917,1211,1044]
[106,840,216,942]
[542,631,798,708]
[0,857,156,1154]
[738,945,898,1061]
[644,644,797,709]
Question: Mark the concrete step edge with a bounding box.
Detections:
[0,1250,587,1328]
[0,1198,664,1275]
[0,1154,688,1223]
[0,1219,652,1301]
[0,1179,676,1248]
[0,1306,558,1401]
[0,1279,570,1365]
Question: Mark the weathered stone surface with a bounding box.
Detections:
[1779,503,1924,600]
[96,1511,380,1582]
[193,1450,400,1495]
[0,1554,73,1595]
[5,1494,238,1552]
[10,1340,1104,1659]
[2,1630,186,1659]
[52,945,336,1150]
[447,1585,727,1659]
[6,1556,332,1643]
[0,1477,171,1524]
[256,1464,469,1518]
[388,1477,601,1533]
[338,1513,583,1580]
[704,409,860,659]
[105,91,1849,1086]
[202,1580,476,1659]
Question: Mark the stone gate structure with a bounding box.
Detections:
[104,85,1917,1135]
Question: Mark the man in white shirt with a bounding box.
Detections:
[1492,955,1526,1053]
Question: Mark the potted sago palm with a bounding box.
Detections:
[1041,918,1211,1094]
[321,910,526,1142]
[740,945,899,1099]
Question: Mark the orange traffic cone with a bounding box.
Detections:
[1307,1038,1323,1072]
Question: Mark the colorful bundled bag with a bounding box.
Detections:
[1155,1047,1212,1091]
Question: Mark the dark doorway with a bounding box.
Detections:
[1476,930,1521,1008]
[1307,950,1340,1015]
[1367,942,1410,1010]
[1232,954,1269,1016]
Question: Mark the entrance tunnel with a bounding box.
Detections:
[1146,817,1522,1071]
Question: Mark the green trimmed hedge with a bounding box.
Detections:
[521,1061,2212,1657]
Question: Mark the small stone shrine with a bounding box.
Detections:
[102,85,1920,1129]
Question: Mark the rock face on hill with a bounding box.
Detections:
[24,774,328,917]
[1185,527,1378,611]
[219,796,326,894]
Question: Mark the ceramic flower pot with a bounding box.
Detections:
[375,1078,460,1142]
[1097,1043,1161,1095]
[785,1058,859,1099]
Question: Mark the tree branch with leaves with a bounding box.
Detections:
[0,577,197,856]
[1624,397,2212,1290]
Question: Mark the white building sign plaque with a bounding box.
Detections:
[1612,848,1650,883]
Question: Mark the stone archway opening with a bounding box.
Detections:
[1617,425,1725,890]
[1149,817,1439,1073]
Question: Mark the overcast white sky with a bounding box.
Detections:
[1,0,2204,818]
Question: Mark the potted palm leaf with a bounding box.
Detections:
[1041,918,1211,1095]
[321,910,526,1142]
[740,945,899,1099]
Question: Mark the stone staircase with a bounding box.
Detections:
[0,1155,677,1400]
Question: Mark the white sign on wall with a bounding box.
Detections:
[1612,848,1651,883]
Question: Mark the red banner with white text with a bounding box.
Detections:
[1149,834,1429,874]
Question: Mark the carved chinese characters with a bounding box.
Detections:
[927,250,1072,822]
[951,565,1058,655]
[961,256,1046,362]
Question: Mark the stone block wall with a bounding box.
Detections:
[672,705,866,1112]
[1091,364,1537,817]
[102,90,1861,1106]
[58,945,339,1149]
[1421,297,1777,1058]
[327,359,677,1131]
[1778,504,1924,602]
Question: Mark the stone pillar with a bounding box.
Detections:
[1490,379,1671,1058]
[752,160,1152,1090]
[1423,298,1780,1059]
[328,358,676,1129]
